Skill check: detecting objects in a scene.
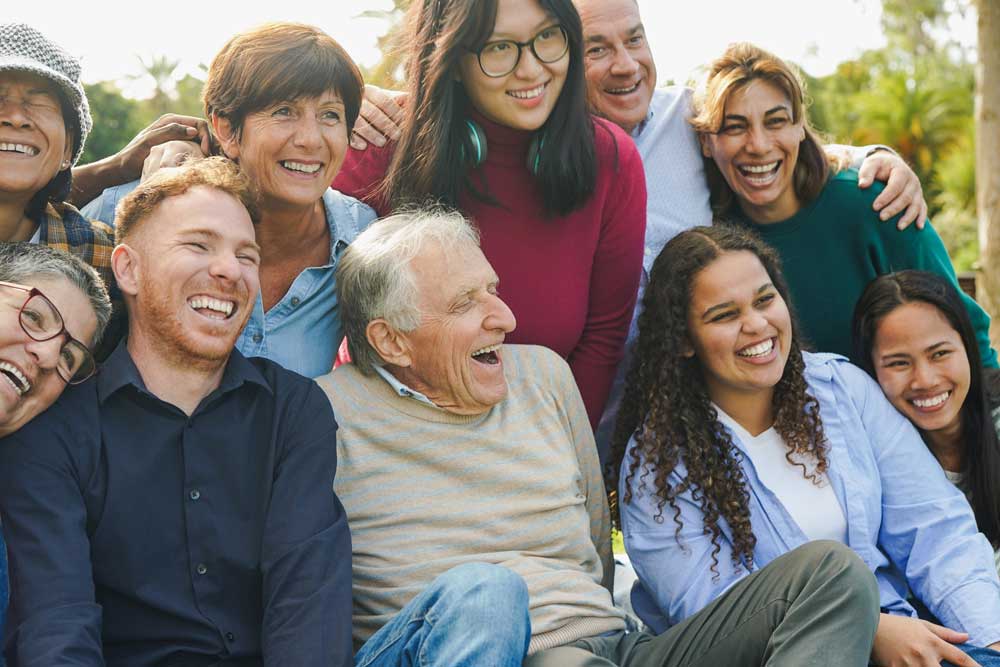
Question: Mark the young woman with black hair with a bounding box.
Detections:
[853,270,1000,575]
[334,0,647,428]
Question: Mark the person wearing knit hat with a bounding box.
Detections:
[0,23,123,359]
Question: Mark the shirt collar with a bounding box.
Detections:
[631,105,656,139]
[321,188,359,256]
[98,339,272,405]
[373,364,441,409]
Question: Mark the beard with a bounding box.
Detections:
[131,267,253,373]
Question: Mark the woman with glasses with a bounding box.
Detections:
[0,25,122,359]
[334,0,647,429]
[0,241,111,644]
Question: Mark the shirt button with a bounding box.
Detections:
[189,489,201,501]
[290,297,301,307]
[196,563,208,575]
[252,333,263,344]
[226,632,235,642]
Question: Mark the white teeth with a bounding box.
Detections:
[281,161,321,174]
[0,142,39,156]
[912,391,950,408]
[188,296,234,317]
[0,361,30,395]
[472,343,502,357]
[741,162,779,174]
[737,339,774,358]
[508,84,545,100]
[607,82,640,94]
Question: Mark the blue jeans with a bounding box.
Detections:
[949,646,1000,666]
[355,562,531,667]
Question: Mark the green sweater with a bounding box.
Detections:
[736,169,997,368]
[316,345,624,654]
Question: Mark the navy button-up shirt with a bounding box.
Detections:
[0,344,352,666]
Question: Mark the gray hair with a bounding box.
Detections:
[337,207,481,374]
[0,243,112,347]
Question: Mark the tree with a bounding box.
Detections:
[357,0,411,89]
[80,81,145,165]
[975,0,1000,345]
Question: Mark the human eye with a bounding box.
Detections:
[321,109,342,124]
[483,40,513,55]
[271,105,293,117]
[708,309,737,323]
[766,116,790,128]
[883,359,909,369]
[60,345,80,370]
[238,250,261,266]
[754,293,776,308]
[185,241,209,252]
[719,123,746,136]
[585,45,608,59]
[931,349,952,360]
[627,33,645,47]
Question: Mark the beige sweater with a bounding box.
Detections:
[317,345,624,653]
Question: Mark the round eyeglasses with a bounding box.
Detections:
[475,25,569,78]
[0,281,96,385]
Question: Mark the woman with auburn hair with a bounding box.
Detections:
[334,0,646,428]
[690,42,996,369]
[610,225,1000,667]
[854,270,1000,575]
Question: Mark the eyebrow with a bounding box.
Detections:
[585,22,643,44]
[491,17,558,40]
[881,341,951,361]
[723,105,791,122]
[701,283,773,319]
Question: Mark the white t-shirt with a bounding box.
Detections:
[28,226,40,244]
[715,406,849,544]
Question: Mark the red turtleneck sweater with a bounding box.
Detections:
[334,113,646,429]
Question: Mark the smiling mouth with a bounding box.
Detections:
[910,391,951,410]
[0,142,39,156]
[738,161,781,185]
[471,343,503,365]
[280,160,322,174]
[507,83,547,100]
[736,338,775,359]
[0,361,31,396]
[188,296,236,320]
[605,82,640,95]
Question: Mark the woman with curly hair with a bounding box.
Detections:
[609,225,1000,667]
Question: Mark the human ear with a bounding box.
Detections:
[366,319,413,368]
[698,132,713,159]
[111,244,140,297]
[211,114,240,161]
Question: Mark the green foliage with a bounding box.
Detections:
[80,81,145,166]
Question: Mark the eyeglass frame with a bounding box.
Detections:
[0,280,96,385]
[472,25,571,78]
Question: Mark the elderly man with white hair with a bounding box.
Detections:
[318,207,882,667]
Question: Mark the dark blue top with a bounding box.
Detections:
[0,344,352,667]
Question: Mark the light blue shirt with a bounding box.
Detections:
[373,365,439,408]
[83,182,377,378]
[620,352,1000,647]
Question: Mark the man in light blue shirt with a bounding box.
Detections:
[83,185,375,378]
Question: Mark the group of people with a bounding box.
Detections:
[0,0,998,665]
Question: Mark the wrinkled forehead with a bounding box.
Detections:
[0,69,60,96]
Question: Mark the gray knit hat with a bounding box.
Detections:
[0,23,92,166]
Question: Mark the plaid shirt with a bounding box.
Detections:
[35,202,124,359]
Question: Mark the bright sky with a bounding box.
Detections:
[7,0,977,98]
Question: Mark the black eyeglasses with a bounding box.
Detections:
[0,281,96,385]
[474,25,570,78]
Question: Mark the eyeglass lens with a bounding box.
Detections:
[20,293,94,384]
[479,26,568,77]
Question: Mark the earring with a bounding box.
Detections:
[60,160,70,170]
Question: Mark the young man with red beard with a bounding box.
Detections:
[0,158,353,666]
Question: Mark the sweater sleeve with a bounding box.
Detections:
[568,122,647,429]
[872,191,997,369]
[332,143,395,217]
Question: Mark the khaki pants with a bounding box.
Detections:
[525,541,879,667]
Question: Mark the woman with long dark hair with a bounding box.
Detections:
[334,0,646,428]
[610,224,1000,667]
[853,270,1000,573]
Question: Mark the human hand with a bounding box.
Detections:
[140,140,207,181]
[349,84,406,150]
[115,114,213,181]
[871,613,978,667]
[857,151,928,231]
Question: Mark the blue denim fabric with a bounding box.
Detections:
[83,182,377,378]
[949,645,1000,666]
[354,563,530,667]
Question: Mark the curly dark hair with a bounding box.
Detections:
[607,224,829,576]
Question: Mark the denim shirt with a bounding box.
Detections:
[84,183,377,378]
[621,352,1000,647]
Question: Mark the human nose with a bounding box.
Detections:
[208,250,243,283]
[485,294,517,334]
[292,114,323,150]
[609,47,639,77]
[0,96,32,128]
[513,44,545,80]
[741,309,768,334]
[745,125,773,154]
[23,335,64,372]
[910,359,938,389]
